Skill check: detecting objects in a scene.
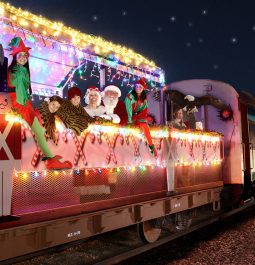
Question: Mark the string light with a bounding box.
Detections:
[0,1,164,76]
[170,130,221,143]
[13,164,166,181]
[175,159,222,167]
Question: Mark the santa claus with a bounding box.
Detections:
[84,86,105,117]
[101,85,128,125]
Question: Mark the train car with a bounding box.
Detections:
[0,2,254,262]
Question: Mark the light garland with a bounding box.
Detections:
[14,164,166,181]
[175,159,222,167]
[170,130,221,143]
[0,1,164,78]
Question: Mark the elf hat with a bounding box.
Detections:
[101,85,121,98]
[135,77,147,90]
[9,37,31,56]
[84,86,101,106]
[68,86,82,100]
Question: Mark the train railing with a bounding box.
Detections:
[0,92,223,218]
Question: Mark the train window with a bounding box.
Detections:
[165,100,198,130]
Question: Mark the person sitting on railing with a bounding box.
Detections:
[7,37,72,170]
[125,77,157,157]
[38,95,63,143]
[53,86,96,135]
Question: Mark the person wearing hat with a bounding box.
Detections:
[55,86,95,135]
[124,77,157,157]
[101,85,128,124]
[68,86,82,107]
[84,86,105,117]
[7,37,72,170]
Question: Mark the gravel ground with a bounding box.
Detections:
[121,206,255,265]
[12,205,255,265]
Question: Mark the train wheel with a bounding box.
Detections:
[137,219,162,243]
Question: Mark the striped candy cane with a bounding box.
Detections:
[97,131,102,144]
[74,131,88,166]
[71,131,87,166]
[125,134,130,145]
[62,129,68,142]
[104,133,118,164]
[21,124,26,141]
[130,134,140,156]
[119,134,124,145]
[30,130,43,167]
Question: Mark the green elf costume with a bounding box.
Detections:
[7,37,72,170]
[125,78,157,157]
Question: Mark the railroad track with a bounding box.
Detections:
[2,198,255,265]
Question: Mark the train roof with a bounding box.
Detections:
[0,2,165,84]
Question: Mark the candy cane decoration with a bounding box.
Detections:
[125,133,130,145]
[104,133,118,164]
[154,138,162,151]
[54,131,59,145]
[97,131,102,144]
[71,131,87,166]
[90,133,95,143]
[130,134,140,156]
[62,129,68,142]
[21,124,26,141]
[74,131,89,165]
[30,130,43,167]
[119,134,124,145]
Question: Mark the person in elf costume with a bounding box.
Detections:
[7,37,72,170]
[124,77,157,157]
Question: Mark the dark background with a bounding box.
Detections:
[4,0,255,94]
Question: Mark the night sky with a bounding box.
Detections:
[4,0,255,94]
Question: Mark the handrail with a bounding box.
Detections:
[249,143,254,169]
[242,143,246,171]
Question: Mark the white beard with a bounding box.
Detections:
[103,96,118,114]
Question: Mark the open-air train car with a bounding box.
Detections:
[0,1,254,262]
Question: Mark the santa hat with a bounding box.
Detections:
[84,86,101,106]
[9,37,31,56]
[101,85,121,98]
[135,77,147,90]
[68,86,82,100]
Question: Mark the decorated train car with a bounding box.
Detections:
[0,2,254,262]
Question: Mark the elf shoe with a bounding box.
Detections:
[45,156,72,170]
[149,144,158,157]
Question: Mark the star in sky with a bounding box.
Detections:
[231,37,237,43]
[213,64,219,70]
[4,0,255,96]
[202,9,207,15]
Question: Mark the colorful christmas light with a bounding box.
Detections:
[0,1,165,81]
